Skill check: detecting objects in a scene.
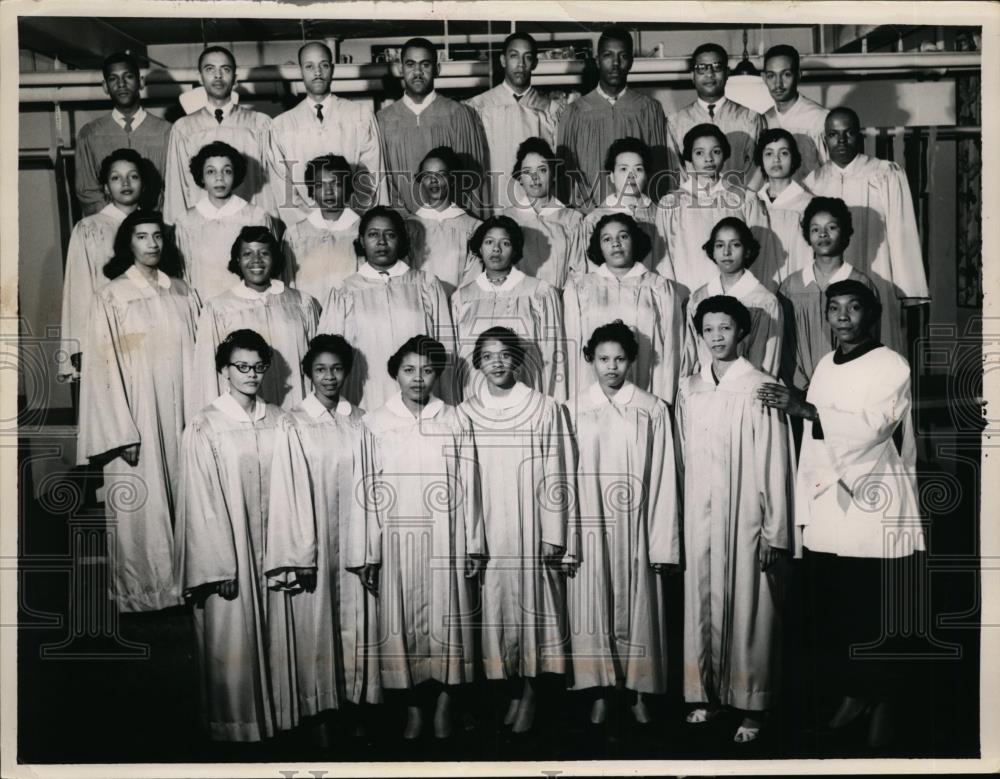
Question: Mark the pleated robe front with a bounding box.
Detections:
[567,383,679,693]
[282,209,361,304]
[675,358,796,711]
[756,180,814,286]
[500,200,587,289]
[405,208,482,295]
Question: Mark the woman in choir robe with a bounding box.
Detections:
[451,215,566,400]
[319,206,457,409]
[59,148,145,381]
[758,280,924,749]
[176,329,296,741]
[282,154,362,305]
[404,146,482,295]
[264,334,381,742]
[778,197,880,393]
[193,225,320,412]
[459,327,573,734]
[675,295,795,744]
[77,211,198,613]
[361,335,481,740]
[567,321,679,727]
[681,217,783,377]
[500,136,587,289]
[563,213,684,404]
[173,141,279,301]
[755,128,813,286]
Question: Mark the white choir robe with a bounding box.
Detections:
[567,382,678,694]
[318,262,457,409]
[405,205,482,295]
[58,203,126,379]
[77,266,199,612]
[282,208,362,305]
[675,357,797,711]
[174,194,278,301]
[562,263,685,405]
[175,393,297,740]
[583,194,667,274]
[757,180,814,286]
[192,280,320,412]
[763,95,830,183]
[363,394,481,688]
[464,84,563,211]
[451,267,566,401]
[265,395,382,714]
[164,104,276,224]
[681,271,784,377]
[459,382,573,679]
[667,97,766,183]
[500,198,587,289]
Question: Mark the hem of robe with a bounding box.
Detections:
[207,720,273,742]
[380,658,473,689]
[570,659,667,695]
[683,686,776,712]
[482,655,566,680]
[115,587,183,613]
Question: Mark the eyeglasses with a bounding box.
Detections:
[228,362,271,374]
[693,63,726,74]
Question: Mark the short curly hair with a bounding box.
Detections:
[387,334,447,379]
[303,154,354,203]
[682,123,731,164]
[701,216,761,269]
[189,140,247,189]
[583,319,638,363]
[302,333,355,376]
[754,128,802,176]
[354,206,411,262]
[801,196,854,247]
[472,326,525,371]
[512,136,557,180]
[468,216,525,265]
[693,295,752,342]
[604,136,651,174]
[227,225,285,278]
[586,212,652,266]
[215,328,273,373]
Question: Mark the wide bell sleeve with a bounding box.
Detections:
[349,425,382,570]
[455,413,485,559]
[163,126,192,225]
[652,280,685,405]
[59,224,102,379]
[533,283,568,401]
[882,164,930,302]
[74,132,105,217]
[749,294,784,378]
[561,277,584,399]
[539,401,575,553]
[752,396,795,553]
[422,275,459,403]
[363,430,386,568]
[191,303,225,416]
[645,403,680,565]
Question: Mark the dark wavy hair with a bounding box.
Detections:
[103,211,182,280]
[754,128,802,176]
[693,295,752,341]
[801,196,854,247]
[826,279,883,331]
[503,31,538,57]
[472,326,525,371]
[198,45,236,71]
[304,154,354,202]
[227,225,285,278]
[98,148,144,187]
[512,136,558,180]
[302,333,355,376]
[190,141,247,190]
[682,123,732,164]
[354,205,411,262]
[690,42,728,70]
[469,216,525,265]
[702,216,761,268]
[214,328,272,373]
[583,319,638,363]
[604,136,651,174]
[586,212,652,266]
[764,44,800,71]
[387,334,447,379]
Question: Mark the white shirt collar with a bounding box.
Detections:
[601,193,653,211]
[697,95,728,114]
[195,193,249,220]
[180,87,240,116]
[99,203,130,223]
[231,278,285,299]
[208,97,238,121]
[385,391,445,420]
[124,264,171,290]
[596,262,646,280]
[305,93,334,112]
[474,266,525,292]
[402,90,437,116]
[478,380,531,410]
[801,260,856,288]
[306,207,360,231]
[212,391,267,422]
[301,392,352,419]
[502,81,533,101]
[596,84,627,105]
[414,204,467,221]
[707,270,760,300]
[111,106,147,131]
[358,260,409,280]
[584,380,636,409]
[698,355,755,386]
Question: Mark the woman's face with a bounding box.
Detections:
[711,225,747,274]
[478,338,518,389]
[237,240,274,287]
[224,347,267,397]
[592,340,631,391]
[314,168,346,210]
[396,352,438,403]
[826,293,869,345]
[202,155,235,200]
[130,223,163,269]
[361,215,400,268]
[480,227,514,274]
[418,156,450,207]
[808,211,845,257]
[599,220,635,269]
[518,152,551,200]
[611,151,647,197]
[104,160,142,207]
[310,351,347,402]
[690,136,725,175]
[700,311,742,360]
[762,138,794,181]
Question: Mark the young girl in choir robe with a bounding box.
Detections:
[362,335,481,740]
[675,295,796,744]
[451,215,566,400]
[319,206,456,409]
[681,217,783,377]
[59,148,145,381]
[264,334,381,742]
[78,211,199,613]
[459,327,573,734]
[501,137,587,289]
[192,226,320,412]
[405,146,482,295]
[176,329,296,741]
[282,154,362,304]
[563,213,684,404]
[173,141,279,301]
[567,321,679,727]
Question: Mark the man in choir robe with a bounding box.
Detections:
[556,25,671,210]
[376,38,489,218]
[667,43,765,185]
[164,46,276,224]
[465,32,564,212]
[269,41,384,224]
[75,52,171,216]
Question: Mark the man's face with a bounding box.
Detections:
[200,51,236,101]
[825,111,862,166]
[597,38,632,91]
[401,45,437,98]
[501,39,537,91]
[299,44,333,98]
[104,62,141,111]
[692,49,727,101]
[763,55,799,103]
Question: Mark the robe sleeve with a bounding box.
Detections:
[74,133,105,217]
[317,284,348,336]
[350,425,382,569]
[646,403,680,565]
[423,276,459,403]
[534,284,568,402]
[163,125,191,225]
[59,224,99,379]
[741,110,766,179]
[561,278,584,400]
[359,108,387,208]
[453,104,492,219]
[565,218,589,280]
[673,382,688,500]
[652,280,685,405]
[456,413,485,558]
[364,429,386,567]
[555,106,583,208]
[653,197,680,283]
[266,127,298,217]
[679,296,701,379]
[753,395,795,553]
[191,303,224,416]
[882,164,930,301]
[748,296,784,378]
[540,402,574,552]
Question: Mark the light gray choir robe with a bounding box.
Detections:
[763,95,829,183]
[567,381,678,694]
[667,96,765,183]
[265,395,382,714]
[363,394,481,688]
[675,357,796,711]
[192,279,320,412]
[77,266,199,612]
[405,204,482,295]
[451,267,566,400]
[583,194,666,274]
[756,180,814,286]
[459,382,572,680]
[500,198,587,289]
[175,393,296,740]
[282,207,362,305]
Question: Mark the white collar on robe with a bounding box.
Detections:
[99,203,130,223]
[601,193,653,211]
[358,260,409,280]
[231,278,285,299]
[301,392,352,419]
[195,193,249,220]
[697,95,728,113]
[305,93,334,115]
[414,204,467,221]
[757,179,807,209]
[212,390,267,422]
[478,380,531,410]
[828,153,868,177]
[475,266,525,292]
[596,84,628,105]
[596,262,646,280]
[699,355,756,387]
[402,90,437,116]
[306,206,360,231]
[385,391,445,420]
[502,81,534,101]
[111,106,147,131]
[583,380,636,409]
[180,87,240,116]
[801,260,856,288]
[124,264,171,291]
[707,270,761,300]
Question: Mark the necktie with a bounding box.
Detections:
[707,103,716,120]
[214,108,224,124]
[316,103,324,123]
[122,116,133,134]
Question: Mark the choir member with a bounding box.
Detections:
[318,206,456,409]
[755,128,813,284]
[269,40,384,223]
[567,320,679,726]
[675,295,795,743]
[376,38,489,218]
[264,334,381,739]
[362,335,481,739]
[75,52,171,216]
[667,44,765,184]
[451,215,566,399]
[681,217,783,377]
[556,25,671,210]
[164,46,276,224]
[176,328,296,740]
[405,146,482,295]
[60,148,144,381]
[564,213,684,403]
[758,280,924,749]
[500,137,587,288]
[174,141,278,300]
[459,327,573,734]
[193,226,320,411]
[465,32,564,211]
[77,211,198,612]
[282,154,362,303]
